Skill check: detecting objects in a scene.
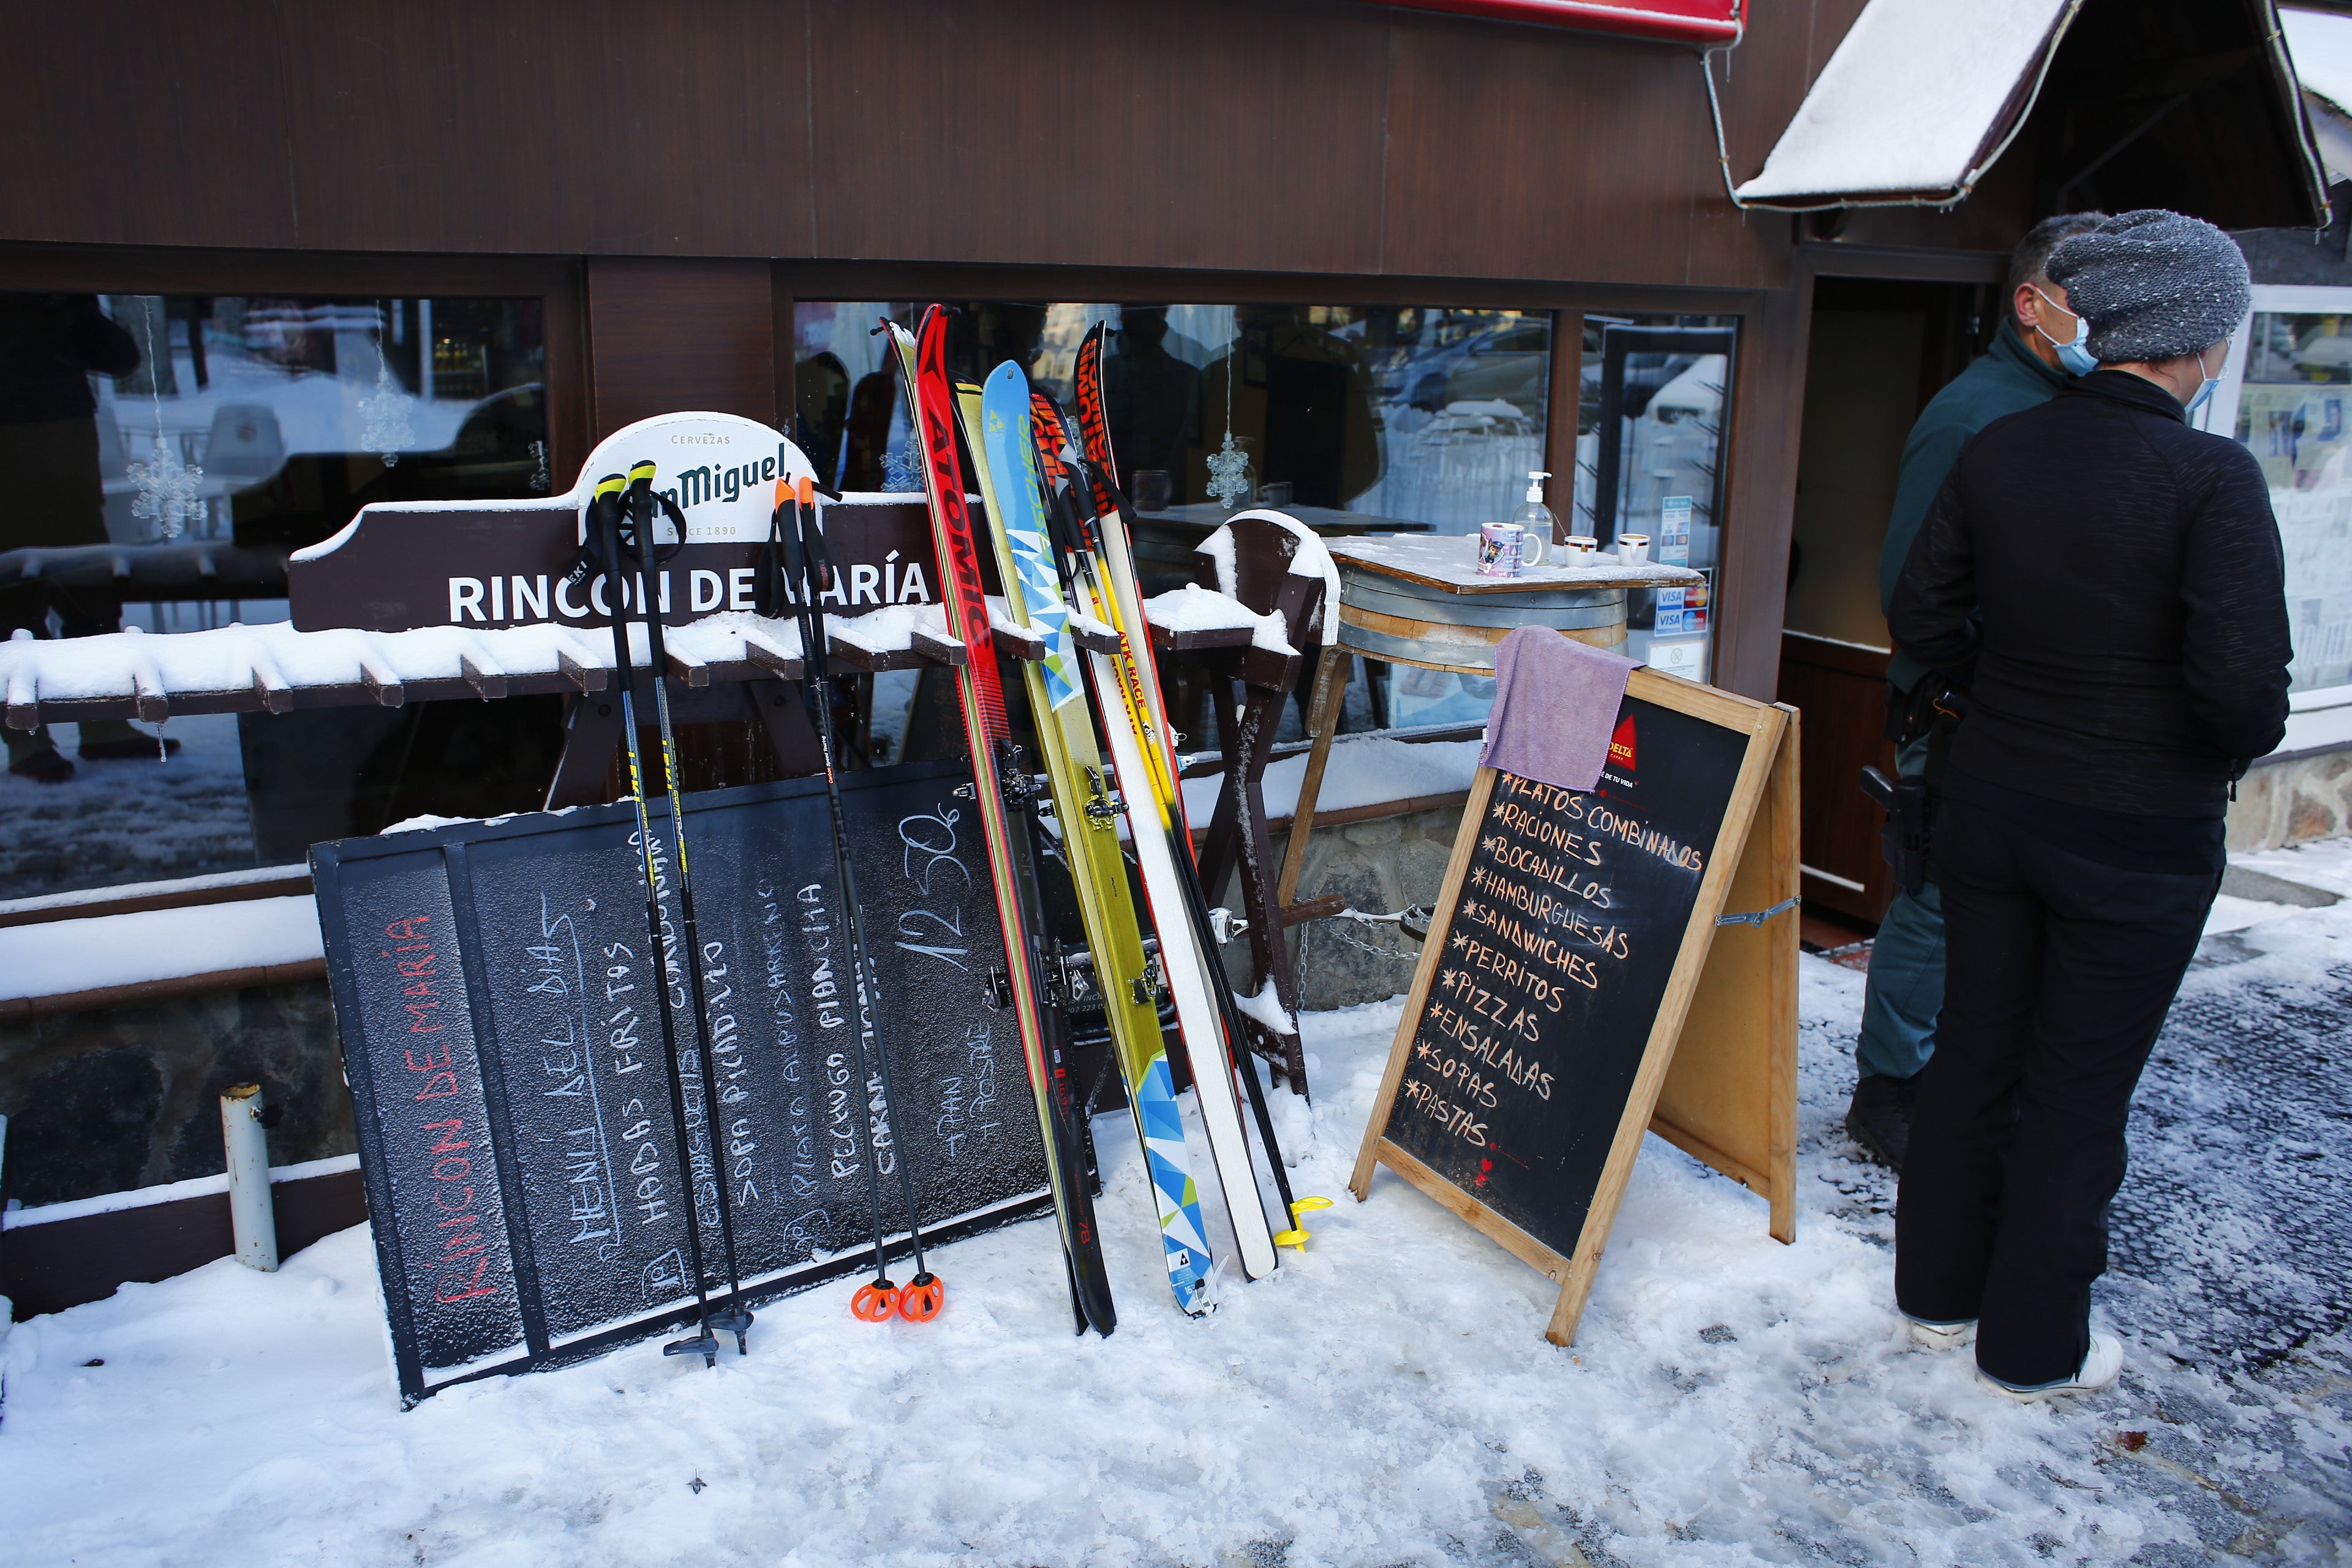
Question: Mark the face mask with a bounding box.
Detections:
[2032,288,2099,376]
[2186,377,2218,419]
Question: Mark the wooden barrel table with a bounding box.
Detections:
[1275,533,1705,906]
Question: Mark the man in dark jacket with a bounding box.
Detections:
[1847,212,2105,1171]
[1888,211,2288,1401]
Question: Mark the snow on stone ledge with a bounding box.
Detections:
[1733,0,2073,206]
[0,895,323,1002]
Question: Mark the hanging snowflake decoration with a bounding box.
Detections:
[358,354,416,467]
[1205,429,1251,510]
[883,440,923,493]
[128,432,203,539]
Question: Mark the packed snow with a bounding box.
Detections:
[1734,0,2073,203]
[0,892,320,1001]
[7,892,2348,1562]
[1145,584,1299,658]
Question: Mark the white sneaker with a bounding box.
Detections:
[1904,1313,1978,1351]
[1977,1332,2124,1401]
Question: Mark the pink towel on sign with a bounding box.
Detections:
[1479,625,1640,792]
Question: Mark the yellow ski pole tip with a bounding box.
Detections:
[1274,1228,1310,1251]
[1292,1196,1333,1215]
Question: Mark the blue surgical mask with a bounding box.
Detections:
[2186,375,2219,420]
[2032,287,2099,376]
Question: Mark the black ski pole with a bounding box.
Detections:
[778,476,943,1324]
[619,462,755,1354]
[575,473,720,1368]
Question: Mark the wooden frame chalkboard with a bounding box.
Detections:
[1349,669,1798,1345]
[312,763,1052,1405]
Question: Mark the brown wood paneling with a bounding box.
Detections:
[0,0,295,250]
[809,0,1391,275]
[1775,630,1894,923]
[1544,309,1582,539]
[1713,280,1808,701]
[274,0,812,257]
[587,258,777,437]
[1381,15,1711,285]
[1,1167,364,1321]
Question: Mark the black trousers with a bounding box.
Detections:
[1894,799,2218,1386]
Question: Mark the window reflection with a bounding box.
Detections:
[793,301,1550,535]
[1577,314,1736,684]
[0,290,551,896]
[83,295,549,553]
[2234,310,2352,695]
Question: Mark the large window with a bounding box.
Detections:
[794,301,1550,534]
[0,290,553,900]
[1575,314,1736,683]
[2217,291,2352,703]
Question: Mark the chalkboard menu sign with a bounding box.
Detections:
[312,763,1049,1405]
[1352,669,1789,1346]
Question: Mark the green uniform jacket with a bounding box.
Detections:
[1881,324,2071,693]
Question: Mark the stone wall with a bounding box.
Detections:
[1250,802,1469,1013]
[0,981,353,1208]
[2228,749,2352,853]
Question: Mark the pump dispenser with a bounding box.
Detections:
[1511,471,1555,538]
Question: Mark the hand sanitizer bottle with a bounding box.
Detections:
[1510,471,1555,570]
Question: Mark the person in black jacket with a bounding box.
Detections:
[1887,210,2289,1401]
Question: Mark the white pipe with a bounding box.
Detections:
[220,1084,279,1272]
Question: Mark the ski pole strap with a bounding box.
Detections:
[565,473,630,590]
[1714,895,1801,929]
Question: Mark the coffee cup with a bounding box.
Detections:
[1616,533,1651,566]
[1562,535,1599,564]
[1476,521,1545,577]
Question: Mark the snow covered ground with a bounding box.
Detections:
[3,894,2350,1564]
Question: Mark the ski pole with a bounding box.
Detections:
[619,462,755,1354]
[575,473,720,1368]
[777,475,943,1324]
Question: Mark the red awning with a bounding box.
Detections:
[1378,0,1742,47]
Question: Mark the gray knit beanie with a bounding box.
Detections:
[2044,209,2250,364]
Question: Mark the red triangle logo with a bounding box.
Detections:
[1608,714,1637,771]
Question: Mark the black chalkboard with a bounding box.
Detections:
[312,762,1049,1405]
[1373,690,1755,1265]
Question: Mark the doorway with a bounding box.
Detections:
[1779,276,1996,925]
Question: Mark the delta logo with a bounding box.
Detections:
[1608,714,1637,771]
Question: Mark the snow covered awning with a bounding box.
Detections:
[1735,0,2331,230]
[2285,7,2352,184]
